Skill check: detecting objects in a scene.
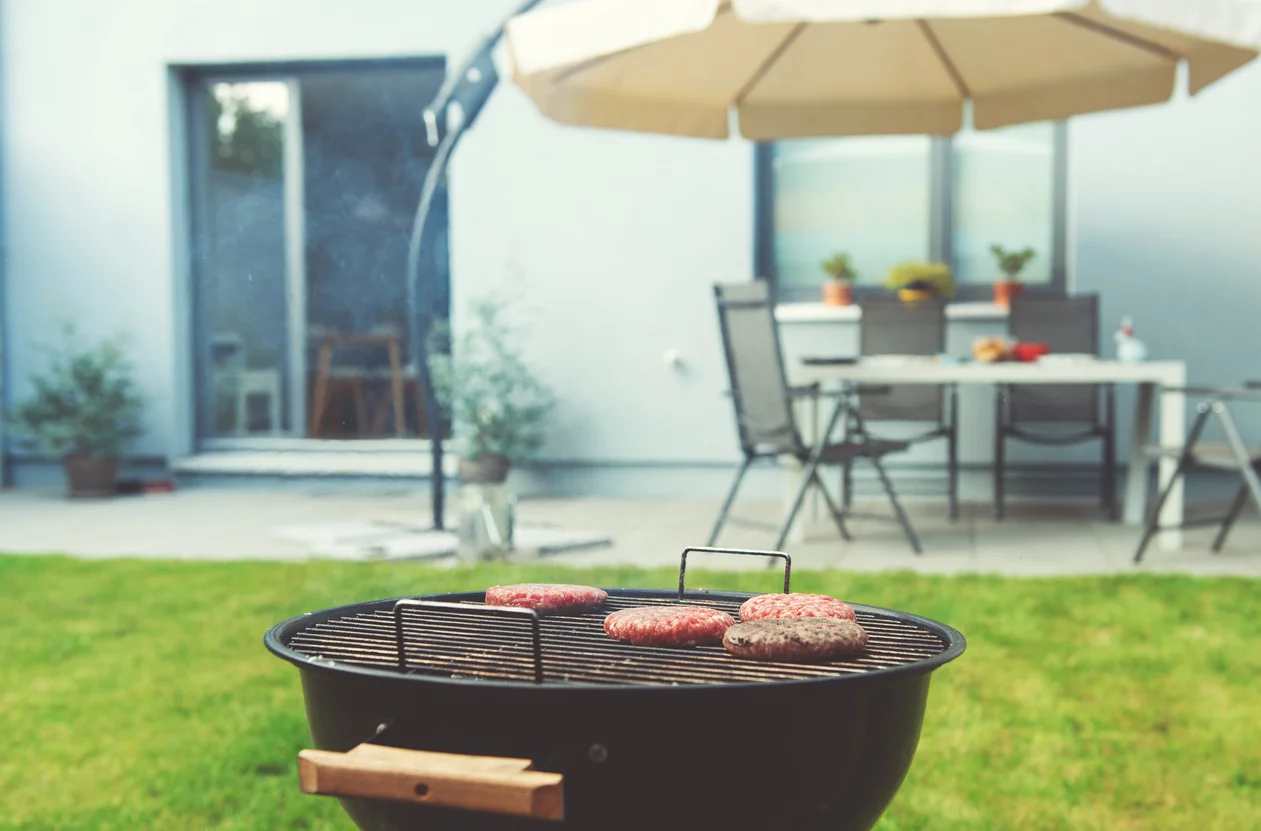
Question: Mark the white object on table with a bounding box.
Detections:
[787,359,1187,549]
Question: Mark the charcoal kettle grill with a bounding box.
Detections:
[265,547,965,830]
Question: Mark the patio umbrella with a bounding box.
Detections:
[506,0,1261,139]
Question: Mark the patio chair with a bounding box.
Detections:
[995,294,1117,520]
[708,281,921,553]
[1134,384,1261,562]
[851,297,958,520]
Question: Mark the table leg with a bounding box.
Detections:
[1157,378,1186,551]
[1123,383,1155,526]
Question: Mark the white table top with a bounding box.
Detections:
[793,359,1187,386]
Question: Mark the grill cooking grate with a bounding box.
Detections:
[285,592,949,687]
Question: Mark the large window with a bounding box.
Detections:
[758,114,1066,301]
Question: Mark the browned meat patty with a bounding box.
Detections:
[723,618,868,662]
[738,593,856,622]
[485,584,608,614]
[603,606,735,647]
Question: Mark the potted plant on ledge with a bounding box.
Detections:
[8,327,143,498]
[429,296,556,485]
[990,244,1036,307]
[884,261,955,305]
[820,252,857,307]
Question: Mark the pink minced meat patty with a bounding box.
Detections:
[484,584,608,614]
[604,606,735,647]
[723,618,869,663]
[738,593,856,622]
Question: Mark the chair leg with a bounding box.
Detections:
[994,389,1006,521]
[1211,483,1250,553]
[774,456,826,551]
[871,455,922,554]
[947,388,959,522]
[841,460,853,510]
[811,470,852,542]
[1134,409,1210,563]
[708,457,753,546]
[1102,385,1118,521]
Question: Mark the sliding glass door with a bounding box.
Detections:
[186,60,447,445]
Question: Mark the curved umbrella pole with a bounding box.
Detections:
[406,0,544,529]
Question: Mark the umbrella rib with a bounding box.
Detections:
[1054,12,1181,62]
[733,22,807,106]
[917,20,970,100]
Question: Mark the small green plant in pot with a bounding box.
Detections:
[990,244,1036,307]
[884,261,955,304]
[820,252,857,307]
[428,296,556,485]
[7,326,143,497]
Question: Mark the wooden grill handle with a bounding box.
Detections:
[298,744,564,821]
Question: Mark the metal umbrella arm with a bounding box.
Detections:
[406,0,544,529]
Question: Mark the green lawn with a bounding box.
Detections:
[1,555,1258,831]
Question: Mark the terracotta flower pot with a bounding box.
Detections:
[459,453,511,485]
[62,455,119,498]
[994,280,1025,308]
[821,280,853,307]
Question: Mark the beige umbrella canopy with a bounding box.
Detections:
[507,0,1261,139]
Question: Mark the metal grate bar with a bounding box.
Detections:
[285,592,949,688]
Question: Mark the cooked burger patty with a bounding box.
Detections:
[604,606,735,647]
[738,593,856,622]
[484,584,608,614]
[723,618,868,662]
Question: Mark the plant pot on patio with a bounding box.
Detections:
[63,455,120,498]
[459,453,511,485]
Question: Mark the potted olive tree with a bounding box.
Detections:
[990,245,1036,307]
[820,252,857,307]
[8,327,143,498]
[884,261,955,305]
[428,296,556,485]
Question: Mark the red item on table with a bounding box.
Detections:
[1012,342,1050,362]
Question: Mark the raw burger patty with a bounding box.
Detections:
[739,593,856,622]
[604,606,735,647]
[723,618,868,662]
[485,584,608,614]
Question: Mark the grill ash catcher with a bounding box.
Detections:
[266,546,965,830]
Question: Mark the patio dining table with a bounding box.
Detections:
[788,358,1189,548]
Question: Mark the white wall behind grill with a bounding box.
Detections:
[2,0,1260,488]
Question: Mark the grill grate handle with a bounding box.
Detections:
[677,546,792,600]
[393,599,545,684]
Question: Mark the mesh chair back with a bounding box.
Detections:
[858,297,945,422]
[1009,295,1100,423]
[713,282,801,456]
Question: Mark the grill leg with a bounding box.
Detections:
[841,460,854,510]
[871,456,922,554]
[1211,483,1250,553]
[708,457,753,546]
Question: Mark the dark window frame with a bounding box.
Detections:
[754,122,1069,303]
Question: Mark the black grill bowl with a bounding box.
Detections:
[266,589,965,831]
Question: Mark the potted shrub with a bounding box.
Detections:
[990,244,1036,307]
[428,296,556,485]
[820,252,857,307]
[884,261,955,305]
[7,327,143,498]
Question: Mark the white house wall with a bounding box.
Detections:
[3,0,1260,480]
